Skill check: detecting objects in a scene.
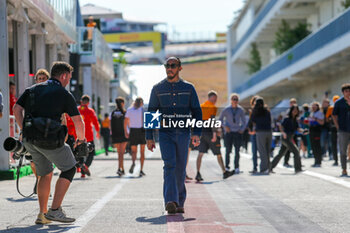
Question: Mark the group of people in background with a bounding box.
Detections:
[241,83,350,177]
[108,96,146,177]
[188,83,350,180]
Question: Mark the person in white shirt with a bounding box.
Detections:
[124,97,146,177]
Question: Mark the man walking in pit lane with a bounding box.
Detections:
[332,83,350,177]
[146,57,202,214]
[219,93,246,174]
[195,90,234,182]
[78,95,100,178]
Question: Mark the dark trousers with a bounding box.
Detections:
[101,128,110,154]
[251,134,258,171]
[331,128,338,163]
[310,128,322,165]
[224,132,242,169]
[339,132,350,170]
[284,134,298,164]
[271,135,302,171]
[159,130,190,208]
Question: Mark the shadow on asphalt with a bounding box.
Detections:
[6,197,37,203]
[166,215,196,222]
[191,180,220,185]
[1,223,77,233]
[136,216,166,225]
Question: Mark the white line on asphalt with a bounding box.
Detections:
[241,152,350,189]
[66,179,129,233]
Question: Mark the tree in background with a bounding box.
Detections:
[342,0,350,9]
[273,20,310,55]
[114,52,128,65]
[246,43,262,74]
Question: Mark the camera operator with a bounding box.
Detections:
[13,62,86,224]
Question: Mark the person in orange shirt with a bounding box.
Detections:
[195,90,234,181]
[101,113,111,156]
[87,16,96,40]
[78,95,100,177]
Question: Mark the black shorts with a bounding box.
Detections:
[129,128,146,146]
[198,132,221,155]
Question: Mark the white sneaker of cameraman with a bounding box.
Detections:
[45,207,75,223]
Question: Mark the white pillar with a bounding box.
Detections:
[0,0,10,170]
[226,26,233,101]
[13,20,30,95]
[33,34,46,70]
[83,66,92,98]
[47,44,57,69]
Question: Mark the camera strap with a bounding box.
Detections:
[16,156,37,198]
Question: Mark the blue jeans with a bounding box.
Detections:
[251,134,258,171]
[159,130,190,208]
[224,132,242,169]
[321,128,332,157]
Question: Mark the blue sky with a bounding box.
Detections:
[80,0,244,39]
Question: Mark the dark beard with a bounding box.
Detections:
[167,75,175,80]
[167,71,178,80]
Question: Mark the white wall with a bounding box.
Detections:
[319,1,334,25]
[236,3,254,42]
[307,14,319,32]
[230,61,250,91]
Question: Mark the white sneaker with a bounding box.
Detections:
[235,168,240,174]
[45,207,75,223]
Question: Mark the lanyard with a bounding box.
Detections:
[231,107,237,124]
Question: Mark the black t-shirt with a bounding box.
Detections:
[110,109,125,137]
[333,97,350,132]
[16,78,80,122]
[282,117,298,135]
[251,111,272,131]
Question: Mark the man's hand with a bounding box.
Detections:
[238,130,244,134]
[248,130,256,135]
[191,135,200,147]
[282,132,287,139]
[224,126,230,133]
[147,140,156,152]
[125,132,129,139]
[74,138,86,149]
[96,132,101,139]
[211,133,217,142]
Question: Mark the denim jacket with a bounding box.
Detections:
[146,78,202,140]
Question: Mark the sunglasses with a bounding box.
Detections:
[232,98,239,101]
[164,63,179,69]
